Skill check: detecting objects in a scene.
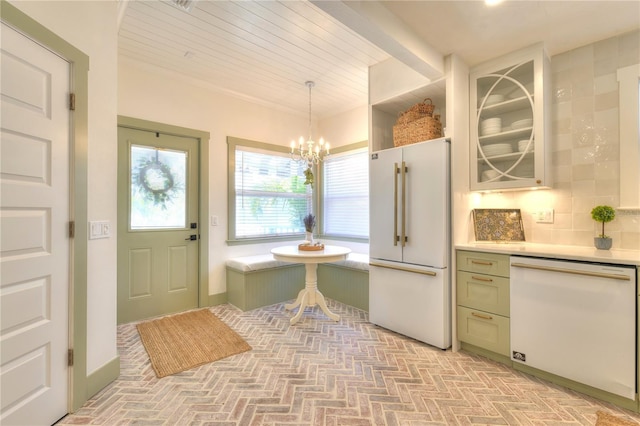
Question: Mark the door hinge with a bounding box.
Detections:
[69,221,75,238]
[68,349,74,366]
[69,93,76,111]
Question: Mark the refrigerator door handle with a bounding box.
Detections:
[369,261,437,276]
[401,161,407,247]
[394,162,399,246]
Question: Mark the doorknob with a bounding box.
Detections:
[185,235,197,241]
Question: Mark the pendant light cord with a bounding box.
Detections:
[306,81,314,143]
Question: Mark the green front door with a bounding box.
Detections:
[117,127,199,324]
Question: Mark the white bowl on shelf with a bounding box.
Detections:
[482,143,512,156]
[511,118,533,130]
[481,117,502,128]
[518,139,533,152]
[481,170,501,181]
[480,118,502,135]
[480,127,502,136]
[483,94,505,106]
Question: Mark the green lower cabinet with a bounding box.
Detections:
[457,305,510,357]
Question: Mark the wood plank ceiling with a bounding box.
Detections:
[118,0,391,118]
[119,1,639,118]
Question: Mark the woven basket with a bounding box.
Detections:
[395,98,435,125]
[393,114,443,147]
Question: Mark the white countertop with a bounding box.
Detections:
[456,242,640,267]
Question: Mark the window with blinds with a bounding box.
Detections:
[322,148,369,238]
[234,146,311,239]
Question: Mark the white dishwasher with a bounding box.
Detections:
[510,256,636,400]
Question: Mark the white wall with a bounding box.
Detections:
[118,58,370,296]
[319,105,368,147]
[9,1,119,374]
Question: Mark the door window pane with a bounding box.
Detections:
[130,145,187,229]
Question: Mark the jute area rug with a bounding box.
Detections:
[596,411,639,426]
[136,309,251,378]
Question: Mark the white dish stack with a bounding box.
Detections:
[481,143,512,157]
[518,139,533,152]
[480,117,502,136]
[511,118,533,130]
[481,169,501,181]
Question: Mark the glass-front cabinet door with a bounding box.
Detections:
[470,44,551,191]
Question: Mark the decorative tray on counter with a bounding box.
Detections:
[472,209,525,242]
[298,243,325,251]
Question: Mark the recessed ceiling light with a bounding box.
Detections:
[485,0,504,6]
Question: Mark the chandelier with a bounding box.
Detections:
[290,81,330,166]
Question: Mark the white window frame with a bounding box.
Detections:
[227,136,311,244]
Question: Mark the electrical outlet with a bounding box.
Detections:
[533,209,554,224]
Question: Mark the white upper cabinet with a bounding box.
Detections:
[470,44,551,191]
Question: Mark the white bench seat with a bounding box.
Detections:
[329,252,369,271]
[225,254,298,272]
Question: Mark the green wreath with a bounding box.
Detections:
[133,158,180,208]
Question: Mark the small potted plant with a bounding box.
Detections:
[590,205,615,250]
[303,213,316,244]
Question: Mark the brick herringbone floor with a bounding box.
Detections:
[58,301,640,425]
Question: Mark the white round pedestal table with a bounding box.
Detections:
[271,245,351,325]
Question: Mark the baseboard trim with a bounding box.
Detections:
[208,292,227,306]
[86,355,120,400]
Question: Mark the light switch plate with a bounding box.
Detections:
[533,209,554,224]
[89,220,111,239]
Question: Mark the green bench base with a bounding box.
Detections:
[226,257,369,312]
[226,264,305,311]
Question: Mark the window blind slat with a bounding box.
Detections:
[322,149,369,238]
[235,147,311,238]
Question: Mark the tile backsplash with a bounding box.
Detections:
[473,30,640,250]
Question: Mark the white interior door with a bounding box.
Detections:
[0,22,70,425]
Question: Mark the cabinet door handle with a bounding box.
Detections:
[471,275,493,282]
[471,312,493,320]
[471,260,493,266]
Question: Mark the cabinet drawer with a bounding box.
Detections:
[457,250,510,277]
[457,271,510,316]
[457,306,510,356]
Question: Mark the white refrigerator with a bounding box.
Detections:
[369,138,451,349]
